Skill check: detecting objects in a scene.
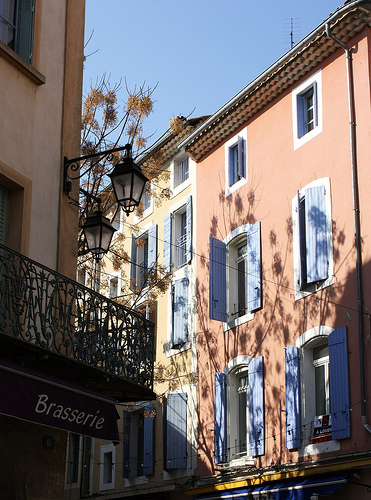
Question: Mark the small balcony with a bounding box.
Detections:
[0,244,155,402]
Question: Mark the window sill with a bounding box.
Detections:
[125,476,149,487]
[171,178,191,199]
[299,439,340,457]
[167,341,191,357]
[294,276,334,301]
[0,41,45,86]
[223,312,254,331]
[229,457,255,468]
[225,176,247,198]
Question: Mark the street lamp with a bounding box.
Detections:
[64,143,148,257]
[81,210,116,260]
[109,152,148,216]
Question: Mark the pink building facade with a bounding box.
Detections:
[181,2,371,499]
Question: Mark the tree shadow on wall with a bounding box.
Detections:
[195,171,347,475]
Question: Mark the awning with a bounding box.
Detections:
[0,360,120,442]
[194,475,347,500]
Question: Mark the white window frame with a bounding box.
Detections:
[134,181,154,222]
[99,443,115,491]
[170,153,192,198]
[224,225,254,330]
[224,356,255,467]
[292,177,334,301]
[292,70,322,150]
[225,128,247,197]
[107,271,121,299]
[76,265,87,286]
[296,326,340,457]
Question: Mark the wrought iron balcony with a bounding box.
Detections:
[0,244,155,400]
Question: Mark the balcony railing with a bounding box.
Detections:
[0,245,154,389]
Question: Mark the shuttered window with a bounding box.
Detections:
[0,0,35,64]
[0,184,9,246]
[214,372,227,464]
[214,357,264,464]
[329,326,350,439]
[130,225,157,289]
[285,346,301,449]
[122,405,154,479]
[164,393,187,470]
[171,278,188,347]
[248,356,264,457]
[163,196,192,272]
[228,136,246,187]
[285,326,350,449]
[209,222,261,323]
[209,236,227,322]
[292,178,333,299]
[298,185,328,286]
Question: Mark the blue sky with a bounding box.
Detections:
[84,0,343,146]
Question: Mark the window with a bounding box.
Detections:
[0,0,35,64]
[65,433,81,486]
[0,184,9,245]
[100,443,115,490]
[123,404,154,479]
[107,272,120,299]
[174,157,189,188]
[292,177,333,300]
[214,356,264,464]
[292,71,322,149]
[225,130,247,196]
[163,393,188,470]
[209,222,261,328]
[285,325,350,452]
[76,266,87,286]
[130,225,157,290]
[163,196,192,271]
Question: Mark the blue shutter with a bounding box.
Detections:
[17,0,35,64]
[297,191,305,288]
[122,411,131,478]
[172,278,188,346]
[165,393,187,469]
[163,214,172,272]
[130,236,137,289]
[0,185,9,246]
[249,356,264,456]
[313,81,318,127]
[237,136,245,178]
[214,372,227,463]
[329,326,350,439]
[143,405,154,475]
[305,185,328,283]
[285,346,302,449]
[148,225,157,268]
[297,94,305,138]
[246,221,261,312]
[209,237,227,322]
[185,196,192,263]
[228,146,235,186]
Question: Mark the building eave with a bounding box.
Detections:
[179,1,371,162]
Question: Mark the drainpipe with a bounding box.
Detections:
[325,23,371,434]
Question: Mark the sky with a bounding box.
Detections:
[84,0,343,146]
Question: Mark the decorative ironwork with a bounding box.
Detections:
[0,244,154,389]
[63,144,131,194]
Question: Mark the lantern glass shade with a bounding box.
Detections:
[82,212,116,258]
[108,157,149,215]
